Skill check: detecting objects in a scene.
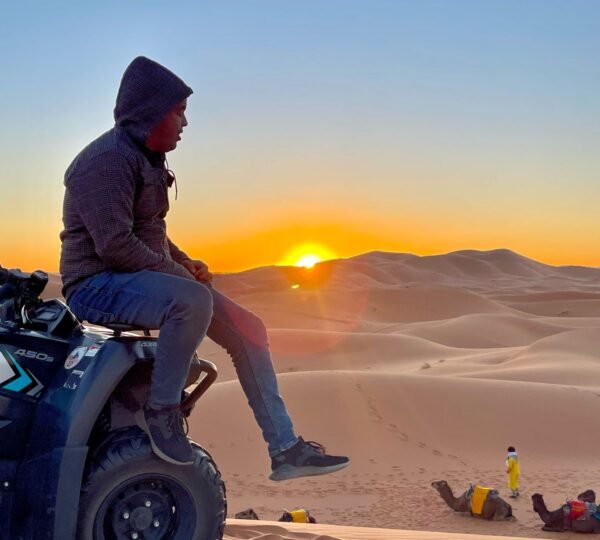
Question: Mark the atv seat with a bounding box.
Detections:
[100,322,218,415]
[99,322,206,388]
[101,322,152,337]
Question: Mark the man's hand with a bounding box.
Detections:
[182,259,213,282]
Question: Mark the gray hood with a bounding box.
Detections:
[114,56,193,143]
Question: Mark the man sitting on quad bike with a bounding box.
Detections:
[59,56,348,480]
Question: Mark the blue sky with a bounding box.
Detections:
[2,1,599,270]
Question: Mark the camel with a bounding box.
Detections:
[532,490,600,533]
[431,480,515,521]
[234,508,259,520]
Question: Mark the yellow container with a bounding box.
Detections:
[287,509,309,523]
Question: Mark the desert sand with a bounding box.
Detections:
[223,519,550,539]
[44,249,600,539]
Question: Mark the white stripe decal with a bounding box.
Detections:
[0,350,16,384]
[26,370,43,397]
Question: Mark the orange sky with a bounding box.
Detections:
[2,2,599,274]
[2,207,600,274]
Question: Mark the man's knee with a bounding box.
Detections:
[169,282,213,325]
[242,311,269,348]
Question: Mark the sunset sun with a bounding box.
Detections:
[280,242,337,268]
[294,254,322,268]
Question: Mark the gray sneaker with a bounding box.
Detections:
[135,404,194,465]
[269,437,349,481]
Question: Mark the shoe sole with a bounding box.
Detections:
[134,409,194,466]
[269,461,349,481]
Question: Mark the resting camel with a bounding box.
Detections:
[431,480,514,521]
[532,490,600,533]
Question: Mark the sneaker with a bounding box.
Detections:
[269,437,349,481]
[135,404,194,465]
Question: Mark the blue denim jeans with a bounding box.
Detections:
[68,270,298,456]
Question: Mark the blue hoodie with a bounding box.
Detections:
[60,57,194,297]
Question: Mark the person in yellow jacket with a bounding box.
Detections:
[506,446,520,498]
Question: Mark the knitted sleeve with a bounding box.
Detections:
[167,237,191,264]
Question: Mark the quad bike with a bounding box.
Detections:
[0,267,227,539]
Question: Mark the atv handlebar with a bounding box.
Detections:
[0,266,10,285]
[0,267,12,302]
[0,283,16,302]
[0,266,46,286]
[0,267,49,324]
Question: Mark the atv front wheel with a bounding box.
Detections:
[78,432,226,540]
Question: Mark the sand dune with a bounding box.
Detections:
[504,298,600,318]
[223,520,549,540]
[193,249,600,539]
[234,287,515,332]
[193,371,600,472]
[402,313,567,348]
[37,249,600,539]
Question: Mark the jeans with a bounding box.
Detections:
[68,270,298,456]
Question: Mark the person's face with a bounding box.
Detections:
[146,99,188,152]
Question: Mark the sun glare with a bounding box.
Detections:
[279,242,337,268]
[295,254,322,268]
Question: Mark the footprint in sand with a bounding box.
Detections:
[432,449,442,456]
[418,442,427,448]
[399,432,409,442]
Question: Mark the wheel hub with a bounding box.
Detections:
[93,470,202,540]
[105,481,175,539]
[130,506,153,531]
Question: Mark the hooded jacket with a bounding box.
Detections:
[60,57,194,297]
